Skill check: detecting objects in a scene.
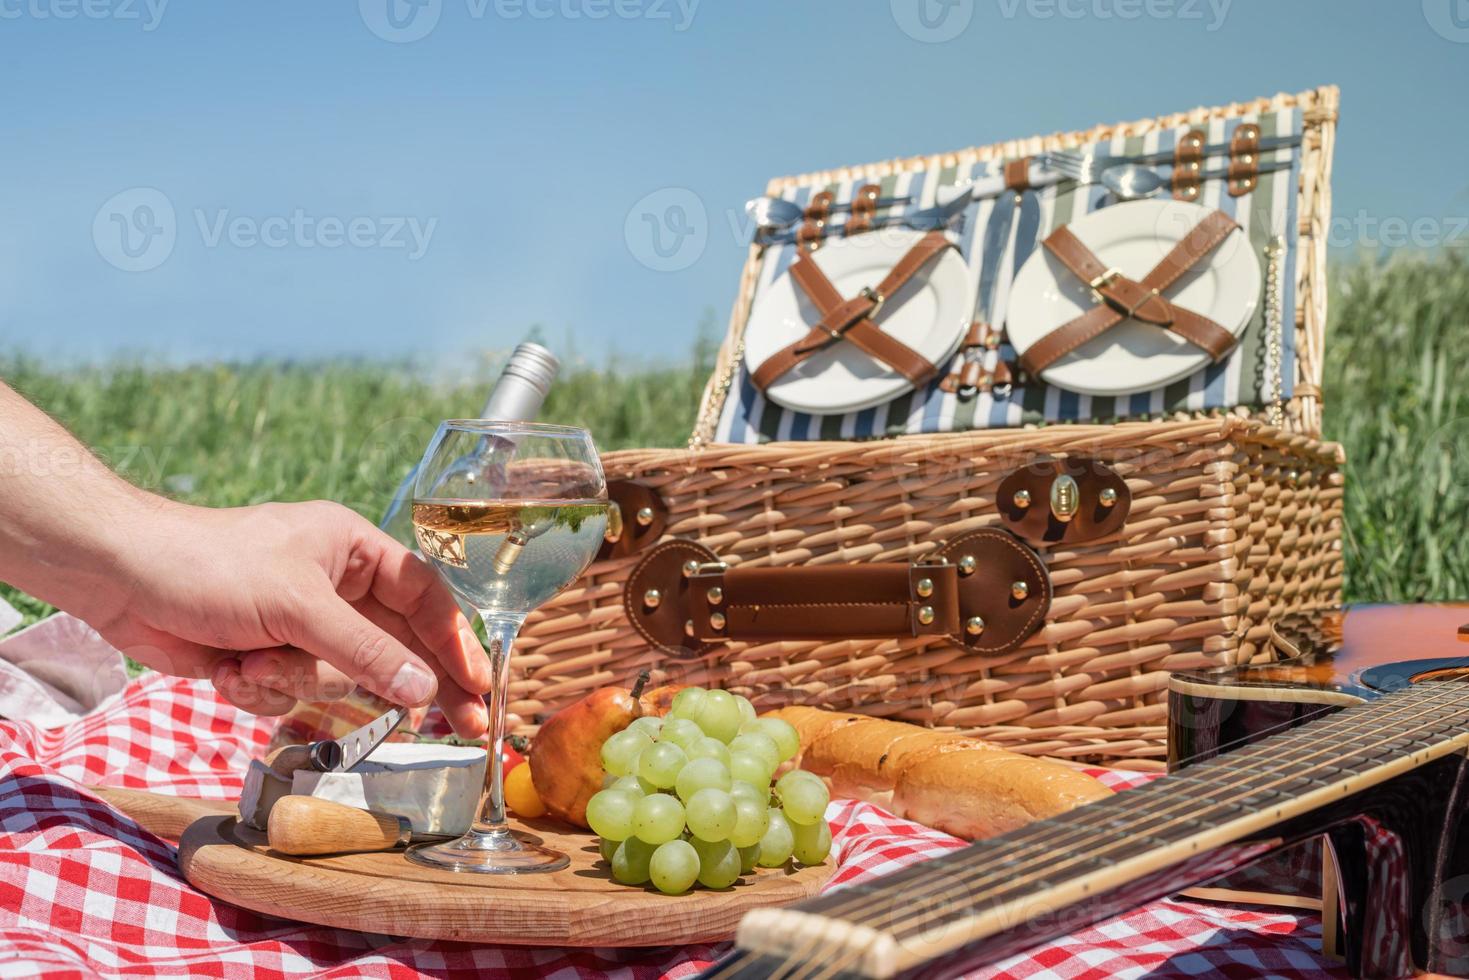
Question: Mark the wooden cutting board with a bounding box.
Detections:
[104,789,834,947]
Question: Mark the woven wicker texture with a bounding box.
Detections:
[512,418,1342,769]
[692,86,1338,444]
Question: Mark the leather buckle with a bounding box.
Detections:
[859,285,886,320]
[1088,267,1122,303]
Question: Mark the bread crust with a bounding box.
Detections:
[763,706,1111,840]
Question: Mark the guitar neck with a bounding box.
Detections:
[719,682,1469,980]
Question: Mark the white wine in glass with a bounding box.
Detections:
[407,421,607,874]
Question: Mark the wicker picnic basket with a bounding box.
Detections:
[510,87,1342,770]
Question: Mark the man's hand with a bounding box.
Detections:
[103,499,492,737]
[0,381,490,738]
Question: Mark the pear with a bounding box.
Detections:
[530,671,650,827]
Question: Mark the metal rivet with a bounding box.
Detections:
[917,606,935,626]
[1287,469,1300,486]
[643,589,662,609]
[1013,489,1032,509]
[636,506,655,526]
[710,611,727,630]
[958,555,977,576]
[1011,580,1029,601]
[682,560,700,578]
[684,619,695,637]
[915,577,934,599]
[706,586,723,605]
[1099,487,1119,508]
[966,616,985,636]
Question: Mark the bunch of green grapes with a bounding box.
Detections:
[584,687,832,894]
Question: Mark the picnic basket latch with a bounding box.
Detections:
[997,456,1131,545]
[623,529,1050,660]
[596,479,668,561]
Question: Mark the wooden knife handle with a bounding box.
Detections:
[89,786,237,840]
[267,796,408,856]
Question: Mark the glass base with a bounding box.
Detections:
[405,828,569,875]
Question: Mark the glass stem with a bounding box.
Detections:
[472,614,522,836]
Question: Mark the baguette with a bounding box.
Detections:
[764,707,1110,840]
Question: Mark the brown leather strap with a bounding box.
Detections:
[1019,210,1241,376]
[1172,129,1206,202]
[804,190,834,222]
[750,230,953,391]
[690,562,959,640]
[1228,123,1261,198]
[1004,157,1031,192]
[846,183,881,235]
[626,530,1051,657]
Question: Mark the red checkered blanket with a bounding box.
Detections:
[0,673,1342,978]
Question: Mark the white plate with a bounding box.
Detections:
[743,230,970,415]
[1006,199,1261,398]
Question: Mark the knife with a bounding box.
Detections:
[262,706,407,778]
[266,795,457,855]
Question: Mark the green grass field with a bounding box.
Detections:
[2,254,1467,628]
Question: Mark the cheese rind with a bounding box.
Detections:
[289,743,485,836]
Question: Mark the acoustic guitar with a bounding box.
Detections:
[701,603,1469,979]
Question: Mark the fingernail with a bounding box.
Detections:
[390,661,436,705]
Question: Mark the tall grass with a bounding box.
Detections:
[2,255,1467,627]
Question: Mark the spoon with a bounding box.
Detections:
[1099,163,1168,201]
[746,193,913,232]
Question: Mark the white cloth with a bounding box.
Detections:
[0,600,129,727]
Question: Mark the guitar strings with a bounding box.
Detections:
[722,678,1469,980]
[873,679,1469,942]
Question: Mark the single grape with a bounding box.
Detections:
[668,687,707,721]
[729,796,772,848]
[649,839,700,895]
[757,807,795,867]
[756,717,800,762]
[612,836,657,884]
[659,717,705,750]
[738,842,761,874]
[632,793,686,845]
[692,689,743,743]
[637,741,688,789]
[675,757,732,801]
[729,750,774,787]
[729,732,780,773]
[600,728,653,777]
[599,836,618,862]
[608,775,647,797]
[628,715,664,739]
[685,736,731,767]
[586,789,637,841]
[694,838,742,889]
[776,769,830,826]
[791,818,833,866]
[734,694,757,727]
[729,780,770,805]
[685,788,737,842]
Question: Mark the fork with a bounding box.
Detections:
[1043,134,1299,176]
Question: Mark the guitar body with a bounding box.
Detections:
[1170,604,1469,769]
[1168,603,1469,972]
[708,604,1469,980]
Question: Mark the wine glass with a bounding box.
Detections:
[405,420,607,874]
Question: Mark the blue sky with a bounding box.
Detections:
[0,1,1465,365]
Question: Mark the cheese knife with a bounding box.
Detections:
[262,705,407,777]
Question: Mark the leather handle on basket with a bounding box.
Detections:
[624,529,1051,660]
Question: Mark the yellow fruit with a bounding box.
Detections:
[505,761,547,818]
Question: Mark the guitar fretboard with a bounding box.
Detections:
[732,681,1469,979]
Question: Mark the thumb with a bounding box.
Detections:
[276,589,439,707]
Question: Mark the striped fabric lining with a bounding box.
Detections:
[717,110,1303,444]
